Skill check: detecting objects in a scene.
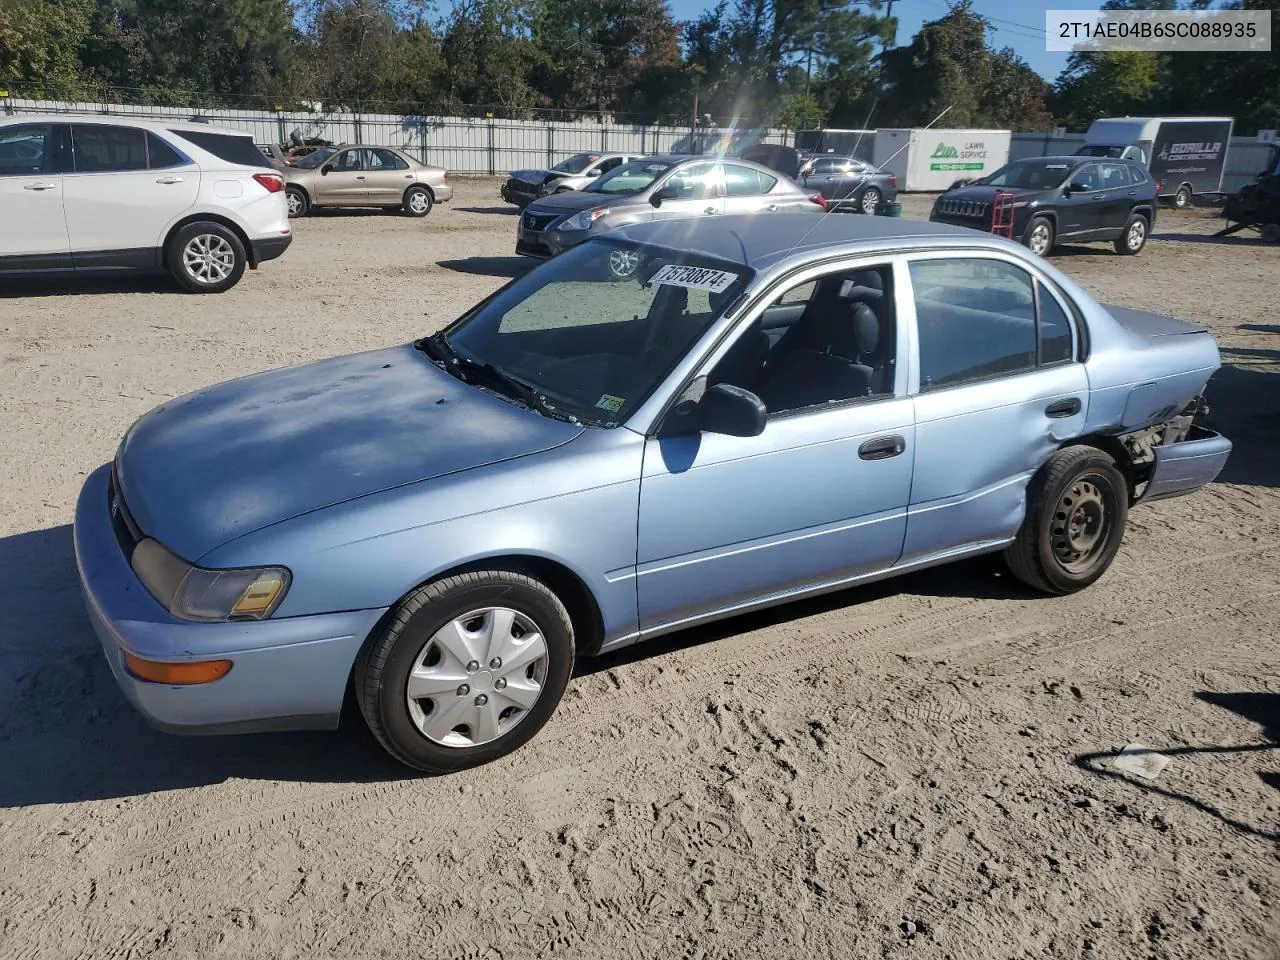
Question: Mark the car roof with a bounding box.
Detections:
[610,213,1002,272]
[0,113,253,138]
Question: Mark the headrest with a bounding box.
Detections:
[852,302,879,355]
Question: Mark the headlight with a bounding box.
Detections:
[131,538,291,622]
[559,208,610,231]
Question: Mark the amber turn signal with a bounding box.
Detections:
[123,651,233,685]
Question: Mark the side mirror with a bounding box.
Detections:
[695,383,766,437]
[650,185,677,207]
[320,166,330,176]
[1067,179,1088,193]
[587,168,602,177]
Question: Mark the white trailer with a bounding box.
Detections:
[872,128,1012,191]
[1077,116,1234,207]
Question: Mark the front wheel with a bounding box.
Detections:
[1024,215,1055,257]
[1113,213,1148,255]
[355,569,575,773]
[1004,446,1129,595]
[859,187,881,215]
[167,222,246,293]
[403,186,433,217]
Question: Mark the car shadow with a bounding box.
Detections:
[455,206,519,215]
[1073,691,1279,843]
[0,523,1031,807]
[438,257,535,278]
[0,272,179,299]
[1150,231,1273,246]
[300,207,406,218]
[1204,353,1280,488]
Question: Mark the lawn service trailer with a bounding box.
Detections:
[1076,117,1234,207]
[871,129,1011,192]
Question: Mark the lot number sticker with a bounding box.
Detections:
[649,264,739,293]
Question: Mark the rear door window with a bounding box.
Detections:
[722,164,777,196]
[368,148,409,170]
[71,125,148,173]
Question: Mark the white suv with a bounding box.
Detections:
[0,115,291,293]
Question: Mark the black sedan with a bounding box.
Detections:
[798,155,898,214]
[929,156,1158,257]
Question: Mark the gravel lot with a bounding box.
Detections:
[1,180,1277,960]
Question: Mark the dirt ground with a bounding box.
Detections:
[0,180,1277,960]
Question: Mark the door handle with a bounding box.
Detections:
[704,206,717,215]
[154,176,185,184]
[1127,189,1137,196]
[1045,398,1081,418]
[767,203,778,212]
[23,183,57,191]
[356,175,366,180]
[1091,194,1103,200]
[858,435,906,461]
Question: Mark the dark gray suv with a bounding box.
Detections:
[515,155,821,259]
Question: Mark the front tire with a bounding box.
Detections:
[355,569,575,773]
[859,187,881,215]
[403,185,433,217]
[285,186,309,218]
[167,222,246,293]
[1113,213,1148,255]
[1024,215,1055,257]
[1004,446,1129,595]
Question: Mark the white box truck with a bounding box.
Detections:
[1076,117,1234,208]
[872,128,1012,191]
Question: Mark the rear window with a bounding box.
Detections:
[170,130,269,167]
[1126,164,1148,185]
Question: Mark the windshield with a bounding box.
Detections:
[296,147,336,169]
[434,239,751,426]
[980,158,1075,189]
[586,159,674,195]
[551,152,599,174]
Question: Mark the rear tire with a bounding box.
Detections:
[403,186,433,217]
[1113,213,1148,255]
[166,221,246,294]
[1261,222,1280,243]
[285,187,309,218]
[1004,446,1129,595]
[355,569,575,773]
[1173,185,1192,209]
[859,187,881,215]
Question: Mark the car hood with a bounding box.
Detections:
[509,168,570,185]
[525,190,616,216]
[114,344,584,561]
[940,184,1045,203]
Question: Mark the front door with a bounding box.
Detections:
[363,148,415,203]
[0,122,69,263]
[636,260,914,633]
[63,124,199,260]
[651,161,724,222]
[901,254,1088,564]
[315,148,370,204]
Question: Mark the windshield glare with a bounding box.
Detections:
[551,152,599,174]
[296,148,336,169]
[440,240,750,425]
[980,159,1074,189]
[586,159,673,195]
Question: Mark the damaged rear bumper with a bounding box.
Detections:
[1137,425,1232,503]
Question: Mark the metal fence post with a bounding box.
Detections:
[547,122,553,168]
[487,118,495,175]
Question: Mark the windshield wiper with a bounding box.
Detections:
[416,334,579,423]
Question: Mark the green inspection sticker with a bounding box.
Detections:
[595,394,625,413]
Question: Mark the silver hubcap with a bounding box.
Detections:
[409,191,429,213]
[861,190,879,214]
[609,248,639,277]
[406,607,549,748]
[1127,220,1145,250]
[287,192,302,215]
[182,234,235,284]
[1029,223,1051,255]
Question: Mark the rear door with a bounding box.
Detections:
[63,124,199,262]
[1096,162,1136,234]
[1058,162,1104,238]
[0,122,70,264]
[314,148,369,204]
[363,148,414,203]
[719,162,782,213]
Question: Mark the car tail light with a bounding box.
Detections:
[1155,179,1163,192]
[808,193,828,211]
[888,174,897,187]
[253,172,285,193]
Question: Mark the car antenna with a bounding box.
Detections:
[784,104,954,258]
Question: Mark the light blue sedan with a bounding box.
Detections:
[74,214,1232,772]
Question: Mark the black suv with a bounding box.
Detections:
[929,156,1158,257]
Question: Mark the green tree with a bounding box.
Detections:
[0,0,93,96]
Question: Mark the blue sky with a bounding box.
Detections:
[665,0,1073,81]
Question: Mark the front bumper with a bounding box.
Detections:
[249,233,292,266]
[502,182,540,207]
[73,463,387,735]
[515,225,589,258]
